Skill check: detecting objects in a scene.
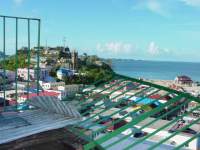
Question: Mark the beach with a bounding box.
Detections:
[146,79,200,96]
[112,60,200,96]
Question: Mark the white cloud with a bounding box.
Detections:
[148,41,170,56]
[181,0,200,7]
[132,0,170,17]
[96,42,135,55]
[13,0,24,6]
[148,41,159,55]
[146,0,167,16]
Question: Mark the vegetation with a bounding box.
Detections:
[0,77,9,86]
[0,52,28,71]
[63,63,114,85]
[64,55,114,85]
[47,51,114,85]
[0,46,114,85]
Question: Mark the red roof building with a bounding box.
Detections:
[19,91,60,102]
[175,75,193,85]
[149,94,161,100]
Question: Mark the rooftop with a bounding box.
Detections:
[0,96,81,145]
[20,91,60,99]
[69,73,200,150]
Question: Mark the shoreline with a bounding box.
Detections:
[144,79,200,97]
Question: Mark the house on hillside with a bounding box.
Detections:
[45,47,59,55]
[39,81,65,90]
[57,84,82,96]
[56,68,74,80]
[17,68,49,81]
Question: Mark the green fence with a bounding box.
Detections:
[0,15,41,111]
[70,73,200,150]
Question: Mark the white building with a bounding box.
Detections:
[56,68,74,80]
[45,49,59,55]
[174,75,193,85]
[17,68,49,81]
[57,84,81,96]
[0,89,23,100]
[31,56,47,63]
[39,81,65,90]
[12,82,27,90]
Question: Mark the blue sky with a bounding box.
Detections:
[1,0,200,62]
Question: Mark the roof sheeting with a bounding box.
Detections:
[69,73,200,150]
[28,96,81,118]
[0,96,81,144]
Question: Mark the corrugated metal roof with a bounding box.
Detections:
[0,96,81,144]
[20,91,60,99]
[69,73,200,150]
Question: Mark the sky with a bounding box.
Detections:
[1,0,200,62]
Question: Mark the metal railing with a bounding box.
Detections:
[69,73,200,150]
[0,15,41,111]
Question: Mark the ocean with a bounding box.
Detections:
[111,60,200,81]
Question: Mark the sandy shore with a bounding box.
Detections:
[145,79,200,96]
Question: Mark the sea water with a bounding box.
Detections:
[112,60,200,81]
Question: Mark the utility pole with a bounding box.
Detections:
[45,40,48,50]
[63,36,66,51]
